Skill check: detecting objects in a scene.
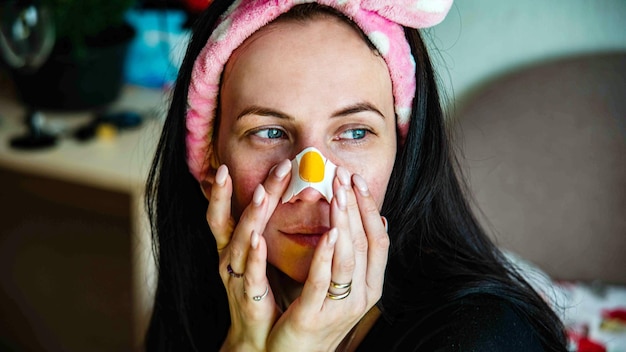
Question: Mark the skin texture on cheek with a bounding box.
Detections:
[226,157,275,219]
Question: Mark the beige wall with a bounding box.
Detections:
[426,0,626,107]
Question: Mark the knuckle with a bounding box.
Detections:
[309,279,328,292]
[375,232,390,249]
[347,196,359,210]
[339,257,356,273]
[263,178,282,198]
[230,244,244,259]
[318,246,334,263]
[243,275,255,288]
[206,215,227,231]
[361,200,379,214]
[353,236,369,253]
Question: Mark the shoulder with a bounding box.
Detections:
[359,295,545,352]
[428,295,544,351]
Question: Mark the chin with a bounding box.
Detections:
[268,256,313,285]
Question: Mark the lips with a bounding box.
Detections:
[280,225,329,247]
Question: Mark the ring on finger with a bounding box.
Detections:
[245,285,269,302]
[327,286,352,300]
[227,264,244,278]
[330,280,352,290]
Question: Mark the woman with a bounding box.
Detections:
[145,0,568,350]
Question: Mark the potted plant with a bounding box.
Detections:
[11,0,137,111]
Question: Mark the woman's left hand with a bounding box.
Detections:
[267,168,390,351]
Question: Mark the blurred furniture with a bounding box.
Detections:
[455,52,626,284]
[0,73,163,351]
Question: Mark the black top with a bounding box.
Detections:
[357,295,544,351]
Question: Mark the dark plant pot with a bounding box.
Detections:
[11,23,135,111]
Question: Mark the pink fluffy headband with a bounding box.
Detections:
[186,0,453,181]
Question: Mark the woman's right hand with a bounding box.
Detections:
[205,160,292,351]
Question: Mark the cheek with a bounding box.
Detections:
[353,157,395,209]
[229,165,270,218]
[216,140,283,218]
[225,152,280,219]
[232,178,257,218]
[366,174,391,209]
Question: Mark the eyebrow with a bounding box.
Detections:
[331,102,386,120]
[236,106,293,120]
[236,102,386,121]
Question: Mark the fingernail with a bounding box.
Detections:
[352,174,369,196]
[216,165,228,186]
[335,186,346,210]
[327,228,338,246]
[381,216,388,232]
[253,184,265,206]
[336,167,351,186]
[250,230,259,249]
[274,159,291,180]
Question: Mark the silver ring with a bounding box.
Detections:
[327,286,351,300]
[251,286,269,302]
[227,264,244,278]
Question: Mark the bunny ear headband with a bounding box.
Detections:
[186,0,453,181]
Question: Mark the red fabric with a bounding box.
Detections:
[578,337,606,352]
[602,308,626,322]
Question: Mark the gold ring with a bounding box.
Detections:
[327,286,351,300]
[330,280,352,290]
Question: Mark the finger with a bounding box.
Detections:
[243,231,268,300]
[227,160,291,275]
[328,182,356,296]
[228,184,266,275]
[262,159,292,217]
[224,233,276,351]
[299,228,338,313]
[243,232,275,313]
[207,164,234,252]
[352,174,390,296]
[336,167,368,283]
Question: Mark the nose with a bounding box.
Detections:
[289,149,327,203]
[289,186,327,203]
[282,146,336,204]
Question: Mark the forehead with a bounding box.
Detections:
[221,15,387,87]
[219,16,393,113]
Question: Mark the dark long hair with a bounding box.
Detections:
[145,0,567,350]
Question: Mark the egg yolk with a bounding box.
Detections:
[299,151,325,183]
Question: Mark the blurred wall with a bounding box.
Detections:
[427,1,626,282]
[425,0,626,108]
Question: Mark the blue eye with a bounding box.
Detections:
[254,128,285,139]
[339,129,368,140]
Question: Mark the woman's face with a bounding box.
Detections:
[214,16,397,283]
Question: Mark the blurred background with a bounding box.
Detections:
[0,1,201,351]
[430,2,626,350]
[0,0,624,351]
